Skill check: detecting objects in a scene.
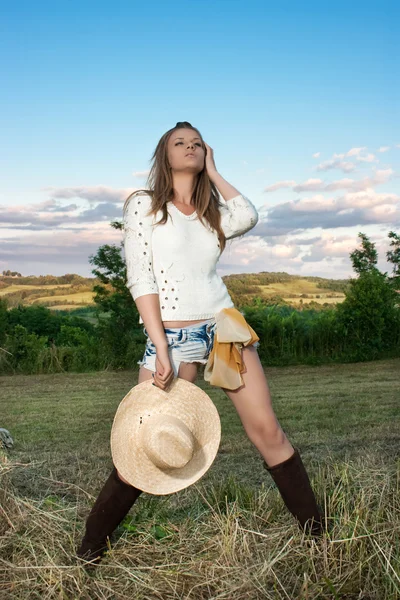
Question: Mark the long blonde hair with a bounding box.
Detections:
[123,121,228,253]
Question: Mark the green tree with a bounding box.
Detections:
[0,298,7,347]
[88,228,145,370]
[386,231,400,289]
[349,232,378,275]
[337,232,400,360]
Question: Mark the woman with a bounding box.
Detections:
[77,121,324,566]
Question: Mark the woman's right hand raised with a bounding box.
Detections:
[152,346,175,391]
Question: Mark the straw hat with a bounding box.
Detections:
[110,378,221,495]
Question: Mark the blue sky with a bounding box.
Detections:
[1,0,399,280]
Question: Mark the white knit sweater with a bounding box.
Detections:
[123,191,259,324]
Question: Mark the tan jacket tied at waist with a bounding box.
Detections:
[204,307,260,390]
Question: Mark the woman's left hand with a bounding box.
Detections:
[204,142,218,178]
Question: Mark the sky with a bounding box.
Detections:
[1,0,399,281]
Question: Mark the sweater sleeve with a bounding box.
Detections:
[219,194,259,240]
[123,192,159,301]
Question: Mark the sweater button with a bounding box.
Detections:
[172,306,175,309]
[175,298,178,300]
[162,306,165,309]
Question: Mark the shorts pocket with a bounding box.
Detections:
[168,335,185,349]
[165,329,186,349]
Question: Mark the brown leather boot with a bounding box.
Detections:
[76,465,143,567]
[263,447,324,537]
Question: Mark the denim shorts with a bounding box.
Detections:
[137,318,217,377]
[137,316,260,378]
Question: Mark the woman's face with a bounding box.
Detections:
[167,128,205,174]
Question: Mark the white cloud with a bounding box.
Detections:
[41,185,133,205]
[264,180,297,192]
[4,143,398,279]
[257,183,400,236]
[314,146,378,173]
[132,170,150,178]
[264,168,395,195]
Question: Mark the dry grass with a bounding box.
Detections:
[282,297,345,305]
[30,291,95,305]
[46,305,90,311]
[258,279,346,306]
[0,359,399,599]
[0,284,72,296]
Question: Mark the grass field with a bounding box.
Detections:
[1,359,399,598]
[257,279,346,306]
[46,304,91,311]
[259,279,337,295]
[30,291,95,305]
[0,284,73,295]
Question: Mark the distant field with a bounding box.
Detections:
[259,279,346,305]
[259,279,343,296]
[0,283,72,295]
[260,279,329,294]
[31,291,94,305]
[2,276,347,309]
[46,304,91,310]
[283,295,345,305]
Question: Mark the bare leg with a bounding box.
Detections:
[220,345,323,536]
[221,345,294,467]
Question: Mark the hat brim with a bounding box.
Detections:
[110,378,221,495]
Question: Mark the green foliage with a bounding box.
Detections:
[4,324,48,374]
[88,242,144,370]
[0,298,7,346]
[5,304,95,340]
[243,304,346,366]
[57,324,93,347]
[1,229,399,374]
[335,269,400,360]
[386,230,400,288]
[349,232,378,274]
[0,300,100,374]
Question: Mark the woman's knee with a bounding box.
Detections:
[247,421,287,447]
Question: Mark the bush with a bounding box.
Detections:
[336,269,400,360]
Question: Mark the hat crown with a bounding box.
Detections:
[110,378,221,495]
[140,414,195,470]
